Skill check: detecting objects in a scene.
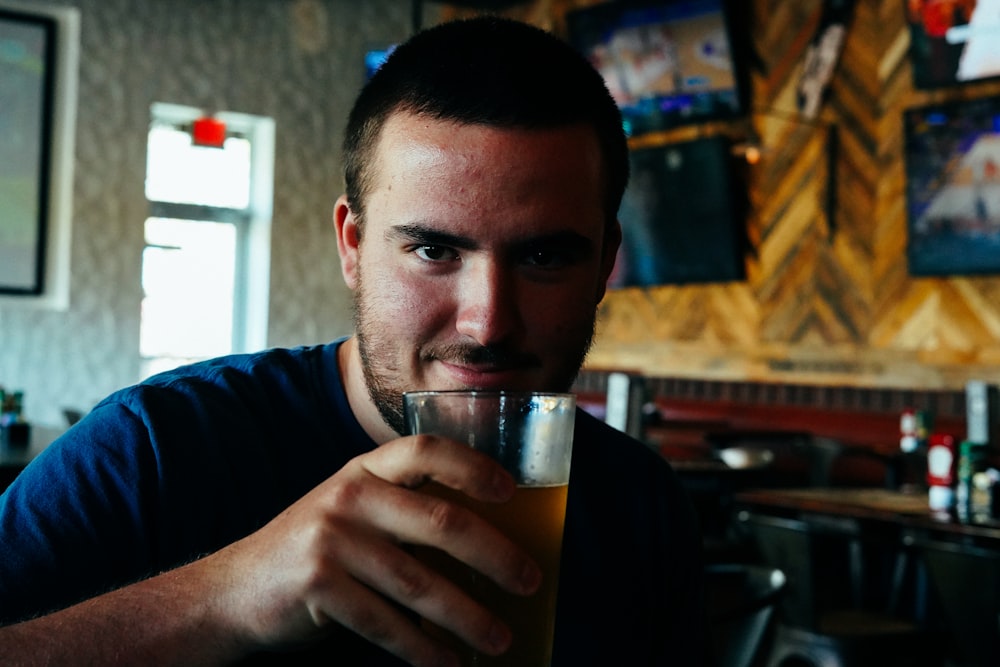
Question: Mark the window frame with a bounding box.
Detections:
[141,102,274,375]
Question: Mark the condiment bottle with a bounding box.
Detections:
[926,433,955,513]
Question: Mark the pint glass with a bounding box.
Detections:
[403,390,576,667]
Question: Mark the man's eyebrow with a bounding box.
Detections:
[388,223,596,255]
[514,230,594,254]
[388,223,478,250]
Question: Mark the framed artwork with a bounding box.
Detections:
[904,0,1000,90]
[904,95,1000,277]
[0,7,57,294]
[0,2,77,306]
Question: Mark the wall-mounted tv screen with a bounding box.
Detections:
[566,0,746,137]
[905,0,1000,89]
[904,95,1000,277]
[608,135,746,288]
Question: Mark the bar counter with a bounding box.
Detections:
[735,486,1000,545]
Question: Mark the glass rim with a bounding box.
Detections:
[403,390,575,400]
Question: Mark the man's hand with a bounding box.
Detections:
[210,433,542,666]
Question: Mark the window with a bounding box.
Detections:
[140,102,274,379]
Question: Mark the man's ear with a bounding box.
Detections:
[334,194,360,290]
[596,219,622,303]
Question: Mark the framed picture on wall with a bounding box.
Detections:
[0,7,58,294]
[904,95,1000,277]
[904,0,1000,90]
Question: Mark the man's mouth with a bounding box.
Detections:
[425,344,541,388]
[428,344,538,368]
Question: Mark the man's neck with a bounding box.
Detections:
[337,337,400,445]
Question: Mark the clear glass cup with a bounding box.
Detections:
[403,390,576,667]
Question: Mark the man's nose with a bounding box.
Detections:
[454,261,522,346]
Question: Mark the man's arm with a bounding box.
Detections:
[0,435,541,667]
[0,557,245,667]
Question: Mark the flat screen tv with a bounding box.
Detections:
[608,135,746,287]
[566,0,746,137]
[904,95,1000,276]
[905,0,1000,89]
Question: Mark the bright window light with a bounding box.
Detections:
[145,124,251,209]
[140,218,236,361]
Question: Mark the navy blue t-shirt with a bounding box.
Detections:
[0,341,704,665]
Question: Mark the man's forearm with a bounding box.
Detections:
[0,558,249,667]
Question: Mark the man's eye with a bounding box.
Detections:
[523,247,570,269]
[413,245,458,262]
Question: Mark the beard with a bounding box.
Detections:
[352,271,597,437]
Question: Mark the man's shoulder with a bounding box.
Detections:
[99,343,341,412]
[144,343,335,389]
[572,407,669,473]
[568,407,695,522]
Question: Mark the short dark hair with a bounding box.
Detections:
[342,16,629,228]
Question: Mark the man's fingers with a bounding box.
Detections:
[322,472,540,597]
[308,569,460,667]
[360,434,515,502]
[330,529,513,658]
[235,435,539,662]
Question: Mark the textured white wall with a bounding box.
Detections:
[0,0,414,428]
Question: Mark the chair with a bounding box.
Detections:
[916,538,1000,667]
[704,563,787,667]
[741,512,938,667]
[801,436,899,489]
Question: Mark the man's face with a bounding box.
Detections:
[337,111,620,435]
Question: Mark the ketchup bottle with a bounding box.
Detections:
[926,433,955,512]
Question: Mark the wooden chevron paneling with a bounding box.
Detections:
[440,0,1000,389]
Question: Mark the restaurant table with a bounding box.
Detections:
[736,487,999,628]
[734,487,1000,666]
[734,486,1000,545]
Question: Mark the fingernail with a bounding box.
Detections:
[436,651,461,667]
[492,471,514,499]
[488,620,512,653]
[520,561,542,593]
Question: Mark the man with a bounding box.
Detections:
[0,16,704,666]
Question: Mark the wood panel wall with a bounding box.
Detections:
[440,0,1000,390]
